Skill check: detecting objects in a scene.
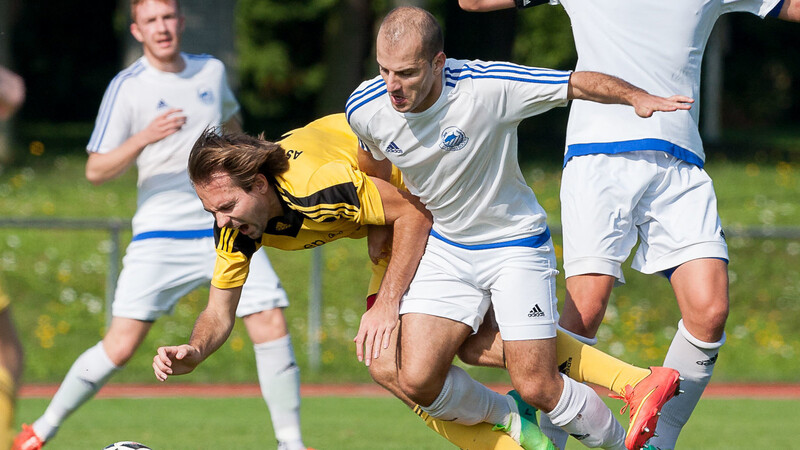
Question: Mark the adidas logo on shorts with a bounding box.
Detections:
[528,304,545,318]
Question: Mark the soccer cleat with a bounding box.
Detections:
[610,367,681,450]
[12,424,45,450]
[492,391,555,450]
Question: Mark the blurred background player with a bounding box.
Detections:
[459,0,800,448]
[11,1,308,450]
[0,64,26,450]
[347,6,692,450]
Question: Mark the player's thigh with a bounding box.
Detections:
[399,312,473,386]
[632,160,728,275]
[237,248,289,317]
[112,238,211,320]
[485,244,559,342]
[561,153,651,280]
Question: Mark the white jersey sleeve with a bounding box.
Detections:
[448,60,570,123]
[87,60,146,154]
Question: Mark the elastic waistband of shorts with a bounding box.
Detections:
[563,139,704,168]
[429,227,551,250]
[131,228,214,241]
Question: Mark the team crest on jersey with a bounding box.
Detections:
[198,87,214,104]
[439,126,469,151]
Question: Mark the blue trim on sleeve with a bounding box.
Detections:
[131,228,214,242]
[88,61,146,151]
[767,0,785,17]
[429,227,551,250]
[444,62,570,85]
[563,138,705,168]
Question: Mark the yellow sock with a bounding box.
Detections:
[414,404,524,450]
[555,330,650,395]
[0,366,15,450]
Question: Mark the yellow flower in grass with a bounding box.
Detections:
[35,315,56,349]
[230,335,245,352]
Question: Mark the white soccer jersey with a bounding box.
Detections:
[559,0,782,167]
[87,53,239,236]
[346,59,570,245]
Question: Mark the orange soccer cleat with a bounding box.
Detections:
[610,366,682,450]
[12,424,45,450]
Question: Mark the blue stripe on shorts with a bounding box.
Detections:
[131,228,214,242]
[429,227,551,250]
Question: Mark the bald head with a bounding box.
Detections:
[378,6,443,61]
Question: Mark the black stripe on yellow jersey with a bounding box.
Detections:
[274,181,361,223]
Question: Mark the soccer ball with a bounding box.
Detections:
[102,442,152,450]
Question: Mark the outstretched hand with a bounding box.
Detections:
[634,94,694,118]
[153,344,202,381]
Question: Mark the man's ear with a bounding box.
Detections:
[433,51,446,76]
[130,22,144,43]
[253,173,270,194]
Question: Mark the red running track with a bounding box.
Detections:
[18,383,800,399]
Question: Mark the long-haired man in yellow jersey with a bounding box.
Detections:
[152,114,680,450]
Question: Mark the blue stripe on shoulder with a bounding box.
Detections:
[345,87,387,121]
[563,138,705,168]
[346,78,385,110]
[88,61,146,150]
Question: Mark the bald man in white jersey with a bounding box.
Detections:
[459,0,800,448]
[347,6,694,450]
[12,2,308,450]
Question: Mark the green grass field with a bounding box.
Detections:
[2,151,799,385]
[14,395,800,449]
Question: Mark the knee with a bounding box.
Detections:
[102,340,136,366]
[368,355,397,390]
[243,308,289,343]
[513,378,561,412]
[398,370,440,406]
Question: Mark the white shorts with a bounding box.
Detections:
[400,234,559,341]
[560,151,728,284]
[112,236,288,320]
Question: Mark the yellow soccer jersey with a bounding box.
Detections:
[212,114,403,290]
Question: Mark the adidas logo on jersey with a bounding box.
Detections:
[156,99,169,110]
[275,222,292,231]
[385,141,402,154]
[528,304,545,318]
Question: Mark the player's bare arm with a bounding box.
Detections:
[152,285,241,381]
[85,108,186,184]
[458,0,516,12]
[778,0,800,21]
[567,71,694,118]
[354,176,432,367]
[357,148,397,263]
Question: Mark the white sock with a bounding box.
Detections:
[421,365,510,426]
[650,320,725,449]
[539,326,597,449]
[546,374,625,449]
[254,335,304,450]
[33,342,121,441]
